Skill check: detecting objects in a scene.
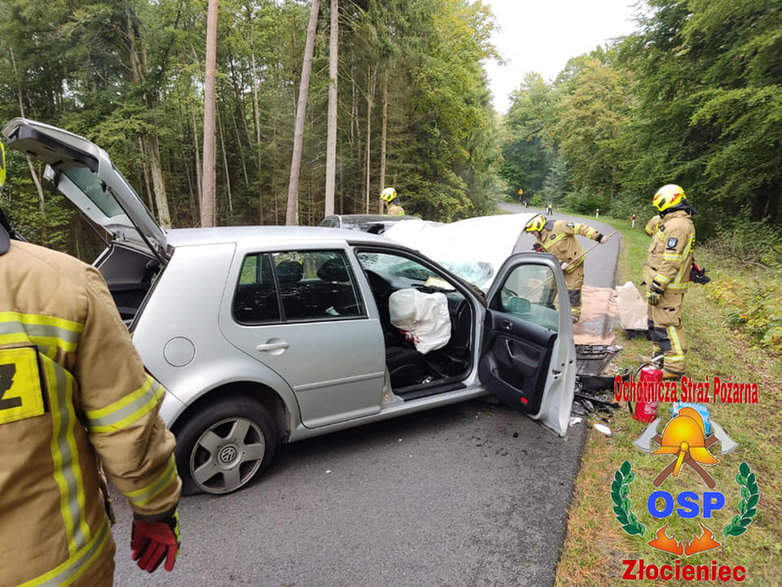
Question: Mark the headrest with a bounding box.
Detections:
[317,258,349,282]
[276,260,303,284]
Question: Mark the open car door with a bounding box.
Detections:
[479,253,576,436]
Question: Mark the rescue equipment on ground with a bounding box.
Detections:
[632,365,661,423]
[690,262,710,284]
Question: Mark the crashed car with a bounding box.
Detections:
[3,118,576,495]
[319,213,422,234]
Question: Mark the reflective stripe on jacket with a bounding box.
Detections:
[643,210,695,291]
[537,219,600,272]
[0,241,180,586]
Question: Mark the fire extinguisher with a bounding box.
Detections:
[632,365,661,423]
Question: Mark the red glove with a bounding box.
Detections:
[131,510,180,572]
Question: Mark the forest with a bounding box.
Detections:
[0,0,779,259]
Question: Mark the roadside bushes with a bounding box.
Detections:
[700,227,782,354]
[562,187,609,216]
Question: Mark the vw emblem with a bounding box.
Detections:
[219,445,238,464]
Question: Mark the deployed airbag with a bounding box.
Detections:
[389,288,451,354]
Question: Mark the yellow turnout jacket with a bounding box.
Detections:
[0,241,180,587]
[536,219,601,273]
[643,209,695,292]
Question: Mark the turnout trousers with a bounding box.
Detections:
[564,263,585,321]
[647,290,687,376]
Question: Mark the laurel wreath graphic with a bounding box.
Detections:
[612,460,646,537]
[723,462,759,537]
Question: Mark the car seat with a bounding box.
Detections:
[316,257,358,315]
[276,260,306,318]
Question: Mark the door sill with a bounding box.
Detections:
[395,379,466,401]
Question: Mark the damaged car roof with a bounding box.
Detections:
[383,213,537,291]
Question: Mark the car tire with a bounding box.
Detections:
[175,398,277,495]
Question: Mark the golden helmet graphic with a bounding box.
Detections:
[654,409,718,476]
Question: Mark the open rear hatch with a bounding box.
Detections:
[1,117,170,264]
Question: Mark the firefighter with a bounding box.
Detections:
[0,142,181,585]
[380,187,406,216]
[643,184,696,379]
[525,213,608,322]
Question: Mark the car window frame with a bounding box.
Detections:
[231,248,369,326]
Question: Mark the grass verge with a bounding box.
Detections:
[554,218,782,586]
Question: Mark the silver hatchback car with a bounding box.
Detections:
[3,118,577,495]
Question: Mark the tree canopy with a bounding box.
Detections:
[0,0,500,254]
[500,0,782,236]
[1,0,779,256]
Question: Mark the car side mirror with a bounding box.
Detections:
[508,296,530,316]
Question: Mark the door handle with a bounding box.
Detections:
[256,341,290,352]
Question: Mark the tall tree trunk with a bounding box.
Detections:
[364,66,375,214]
[146,134,172,228]
[201,0,219,227]
[286,0,321,226]
[218,111,233,218]
[251,51,264,225]
[126,9,171,228]
[9,47,46,212]
[231,110,250,186]
[183,155,197,226]
[138,137,156,210]
[251,52,262,147]
[191,107,203,204]
[378,69,388,214]
[324,0,339,217]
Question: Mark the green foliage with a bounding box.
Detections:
[0,177,74,252]
[723,463,760,538]
[500,0,782,241]
[702,226,782,353]
[0,0,502,248]
[499,73,555,199]
[611,461,646,537]
[562,187,609,216]
[709,222,782,268]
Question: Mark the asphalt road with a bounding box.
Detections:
[113,402,588,587]
[111,206,619,587]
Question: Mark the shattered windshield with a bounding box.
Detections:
[435,260,493,289]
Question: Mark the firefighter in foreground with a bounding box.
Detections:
[643,184,696,380]
[380,187,406,216]
[0,143,182,585]
[525,214,608,322]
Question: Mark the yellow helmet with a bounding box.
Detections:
[524,214,546,233]
[653,184,686,212]
[380,187,397,202]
